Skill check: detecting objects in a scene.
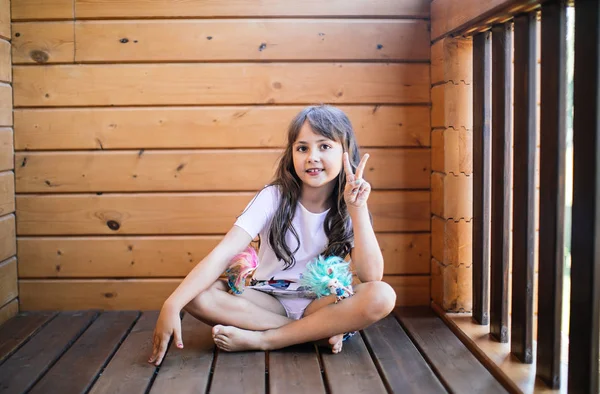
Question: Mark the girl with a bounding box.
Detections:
[148,105,396,364]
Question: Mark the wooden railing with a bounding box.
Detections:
[470,0,598,391]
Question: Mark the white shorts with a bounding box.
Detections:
[275,296,313,320]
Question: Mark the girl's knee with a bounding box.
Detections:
[184,280,226,314]
[358,281,397,321]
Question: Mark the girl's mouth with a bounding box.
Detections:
[306,168,323,176]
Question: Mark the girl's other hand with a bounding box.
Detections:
[343,152,371,208]
[148,303,183,366]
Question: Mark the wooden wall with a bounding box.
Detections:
[0,0,17,324]
[11,0,432,310]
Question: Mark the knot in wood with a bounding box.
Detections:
[107,220,121,231]
[30,50,49,64]
[120,38,129,43]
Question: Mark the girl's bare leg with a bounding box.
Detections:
[303,295,344,353]
[212,281,396,351]
[184,280,291,331]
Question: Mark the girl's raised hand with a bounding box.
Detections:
[148,304,183,366]
[343,152,371,208]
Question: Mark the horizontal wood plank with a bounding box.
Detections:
[0,311,57,364]
[0,214,16,261]
[0,298,18,325]
[74,20,429,62]
[12,0,74,21]
[19,276,429,310]
[75,0,430,19]
[0,83,12,125]
[385,276,430,306]
[15,149,430,192]
[0,128,13,171]
[0,257,17,306]
[0,39,10,82]
[14,105,431,150]
[12,22,74,64]
[16,191,430,235]
[17,233,430,277]
[13,63,430,106]
[0,171,15,215]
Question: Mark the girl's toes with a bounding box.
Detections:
[212,325,224,337]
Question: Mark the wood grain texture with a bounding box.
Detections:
[0,0,9,39]
[75,20,429,62]
[269,344,325,394]
[0,171,15,215]
[149,314,214,393]
[12,22,75,64]
[17,233,429,278]
[19,276,429,310]
[0,311,98,393]
[0,83,12,126]
[13,64,430,107]
[0,257,17,306]
[321,333,387,394]
[211,351,265,394]
[0,311,57,363]
[89,311,158,394]
[362,315,446,393]
[75,0,430,19]
[16,191,430,235]
[29,311,139,394]
[14,105,431,150]
[0,128,14,171]
[0,214,16,261]
[12,0,74,20]
[15,149,430,192]
[0,298,18,325]
[395,307,507,393]
[0,39,10,82]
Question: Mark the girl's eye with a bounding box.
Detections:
[321,144,332,150]
[296,146,307,152]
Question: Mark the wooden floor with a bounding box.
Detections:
[0,307,508,394]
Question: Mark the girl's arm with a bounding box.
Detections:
[149,225,251,365]
[343,152,384,282]
[163,225,252,311]
[348,204,384,282]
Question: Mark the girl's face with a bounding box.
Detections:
[292,121,344,190]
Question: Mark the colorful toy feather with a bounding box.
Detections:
[300,255,354,299]
[225,246,258,294]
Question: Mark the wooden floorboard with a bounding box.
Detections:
[0,311,98,393]
[321,332,387,394]
[148,313,214,394]
[0,311,57,364]
[362,314,447,393]
[395,307,508,394]
[0,308,509,394]
[89,311,159,394]
[29,311,139,394]
[210,350,265,394]
[269,344,325,394]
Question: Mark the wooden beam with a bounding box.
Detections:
[472,31,492,325]
[536,0,567,388]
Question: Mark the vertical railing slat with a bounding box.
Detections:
[568,0,600,392]
[511,12,537,364]
[537,0,567,388]
[490,23,512,343]
[472,31,492,326]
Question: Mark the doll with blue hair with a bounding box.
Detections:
[149,105,396,365]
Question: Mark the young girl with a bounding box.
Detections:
[148,105,396,364]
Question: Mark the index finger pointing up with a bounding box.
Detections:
[343,152,354,179]
[355,153,370,179]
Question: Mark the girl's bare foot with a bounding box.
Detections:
[329,334,344,354]
[212,325,266,352]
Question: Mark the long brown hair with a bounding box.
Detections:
[268,105,361,269]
